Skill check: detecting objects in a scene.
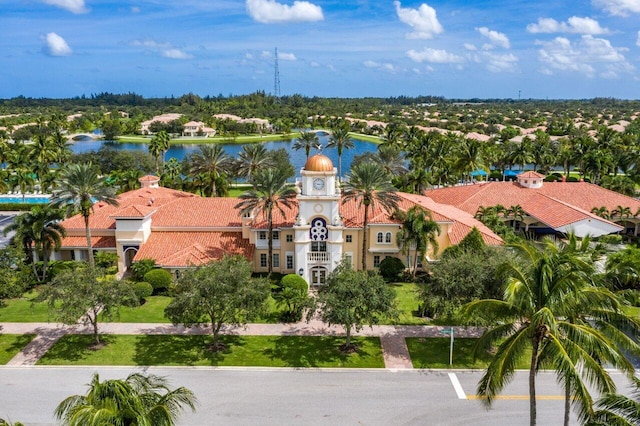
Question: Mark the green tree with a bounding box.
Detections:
[462,239,638,426]
[235,168,296,276]
[342,162,400,270]
[314,263,397,349]
[588,376,640,426]
[234,144,274,185]
[273,274,312,322]
[292,131,320,159]
[55,372,197,426]
[187,145,231,197]
[149,130,170,174]
[165,255,270,349]
[42,267,137,345]
[51,163,119,268]
[395,206,440,279]
[326,126,354,179]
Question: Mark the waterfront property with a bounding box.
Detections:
[426,171,640,238]
[54,154,501,283]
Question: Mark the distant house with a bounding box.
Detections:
[426,171,640,238]
[140,113,183,135]
[54,155,501,284]
[212,114,271,132]
[182,121,216,137]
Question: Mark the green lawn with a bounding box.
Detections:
[0,334,36,364]
[384,283,430,325]
[103,296,173,323]
[407,337,530,369]
[0,290,54,322]
[38,334,384,368]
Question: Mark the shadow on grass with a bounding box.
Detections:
[7,334,36,354]
[133,334,243,366]
[39,335,116,363]
[263,336,354,367]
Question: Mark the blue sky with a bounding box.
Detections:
[2,0,640,99]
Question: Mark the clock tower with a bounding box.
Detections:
[294,153,343,285]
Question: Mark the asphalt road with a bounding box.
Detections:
[1,367,636,425]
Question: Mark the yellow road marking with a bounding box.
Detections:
[468,395,565,401]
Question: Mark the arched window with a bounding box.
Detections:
[377,232,383,243]
[385,232,392,243]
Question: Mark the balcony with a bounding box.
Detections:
[307,252,330,263]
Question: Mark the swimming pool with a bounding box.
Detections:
[0,196,51,204]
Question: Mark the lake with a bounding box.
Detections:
[69,134,379,175]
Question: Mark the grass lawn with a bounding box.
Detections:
[0,334,36,364]
[38,334,384,368]
[0,290,54,322]
[407,337,530,369]
[384,283,430,325]
[103,296,173,323]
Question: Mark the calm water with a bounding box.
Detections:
[0,196,51,204]
[70,134,379,175]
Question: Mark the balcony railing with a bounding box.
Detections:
[307,252,330,263]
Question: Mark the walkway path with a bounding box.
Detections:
[0,321,484,369]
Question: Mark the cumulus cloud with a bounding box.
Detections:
[131,39,193,59]
[536,35,633,77]
[246,0,323,24]
[41,0,88,14]
[278,51,297,61]
[363,60,397,72]
[43,32,72,56]
[527,17,609,34]
[592,0,640,16]
[464,43,477,51]
[476,27,510,49]
[406,48,464,64]
[394,1,443,39]
[478,52,518,72]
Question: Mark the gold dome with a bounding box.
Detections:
[304,154,334,172]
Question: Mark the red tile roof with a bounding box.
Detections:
[134,232,254,267]
[518,171,546,179]
[60,236,116,248]
[110,205,156,218]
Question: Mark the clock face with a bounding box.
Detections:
[313,178,325,190]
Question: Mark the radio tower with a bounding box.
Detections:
[274,47,281,100]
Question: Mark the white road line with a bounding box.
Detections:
[448,372,467,400]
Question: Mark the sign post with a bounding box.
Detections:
[440,328,455,366]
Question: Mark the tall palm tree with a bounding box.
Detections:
[508,204,525,231]
[588,376,640,426]
[462,239,638,426]
[51,163,119,268]
[154,130,171,171]
[9,169,35,202]
[187,145,231,197]
[342,162,400,270]
[326,126,354,179]
[235,168,296,276]
[591,206,611,219]
[55,372,197,426]
[292,131,320,159]
[234,144,274,185]
[395,206,440,278]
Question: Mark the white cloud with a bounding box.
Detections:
[43,32,72,56]
[464,43,477,51]
[131,39,193,59]
[592,0,640,16]
[406,48,464,64]
[637,30,640,46]
[363,60,397,72]
[480,52,519,72]
[527,17,609,35]
[41,0,88,14]
[246,0,323,24]
[278,51,296,61]
[536,35,633,77]
[476,27,510,49]
[394,1,443,39]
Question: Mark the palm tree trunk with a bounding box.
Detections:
[84,214,95,268]
[361,204,369,271]
[529,336,540,426]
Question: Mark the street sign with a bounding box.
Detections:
[440,328,455,365]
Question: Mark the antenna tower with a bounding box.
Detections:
[274,47,281,100]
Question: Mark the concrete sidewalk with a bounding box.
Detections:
[0,321,484,369]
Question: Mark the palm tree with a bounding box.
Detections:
[234,144,274,185]
[395,206,440,279]
[153,130,171,171]
[187,145,231,197]
[342,162,400,270]
[508,204,525,231]
[292,131,320,159]
[55,372,197,426]
[326,126,354,179]
[462,239,638,426]
[235,168,296,276]
[9,169,35,202]
[588,376,640,426]
[612,205,632,219]
[591,206,611,219]
[51,163,119,268]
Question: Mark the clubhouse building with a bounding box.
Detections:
[55,154,501,284]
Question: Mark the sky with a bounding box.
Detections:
[2,0,640,99]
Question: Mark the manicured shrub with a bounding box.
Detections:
[143,268,173,293]
[566,176,579,182]
[489,171,502,181]
[129,259,157,281]
[133,281,153,302]
[274,274,311,322]
[379,256,405,282]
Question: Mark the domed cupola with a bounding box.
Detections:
[304,154,334,172]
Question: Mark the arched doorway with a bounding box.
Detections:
[310,266,327,286]
[123,246,139,269]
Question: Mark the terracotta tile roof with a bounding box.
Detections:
[61,236,116,248]
[518,171,546,179]
[238,200,299,229]
[110,205,156,218]
[152,197,244,227]
[134,232,254,267]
